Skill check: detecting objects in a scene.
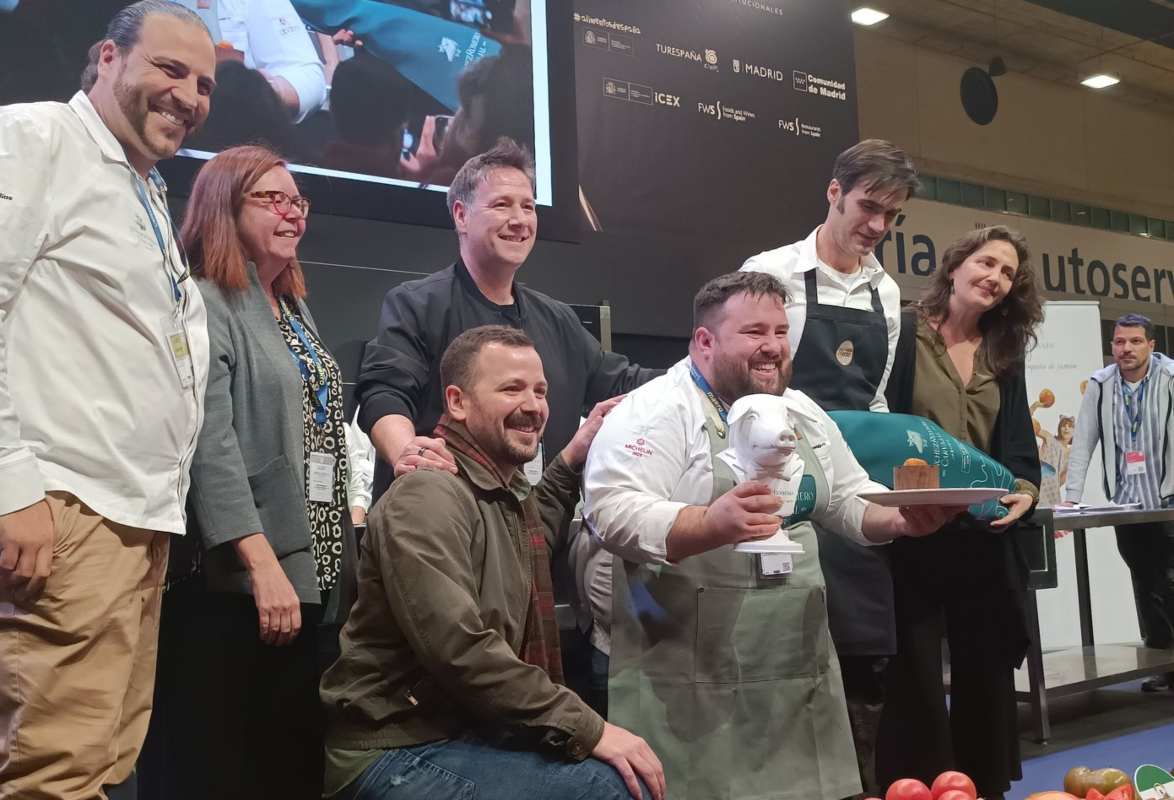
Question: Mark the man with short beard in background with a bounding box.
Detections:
[1064,313,1174,692]
[0,2,215,796]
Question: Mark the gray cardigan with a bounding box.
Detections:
[183,265,352,607]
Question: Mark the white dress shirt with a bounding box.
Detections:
[0,93,209,534]
[344,410,375,512]
[218,0,327,122]
[741,226,902,412]
[580,359,886,651]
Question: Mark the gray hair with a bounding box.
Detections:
[81,0,211,91]
[446,138,536,219]
[832,138,919,201]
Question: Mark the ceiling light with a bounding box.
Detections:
[1081,74,1119,89]
[851,7,889,26]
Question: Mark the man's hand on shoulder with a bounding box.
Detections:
[395,436,458,477]
[0,499,54,599]
[561,395,626,470]
[592,721,665,800]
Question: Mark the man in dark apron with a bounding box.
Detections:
[742,140,918,796]
[582,272,960,800]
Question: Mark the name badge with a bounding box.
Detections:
[1125,450,1147,476]
[523,443,544,486]
[166,326,195,389]
[758,553,793,577]
[308,452,335,503]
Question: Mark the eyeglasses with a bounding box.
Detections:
[246,190,311,218]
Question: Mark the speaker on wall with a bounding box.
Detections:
[960,65,999,125]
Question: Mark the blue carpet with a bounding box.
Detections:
[1011,720,1174,799]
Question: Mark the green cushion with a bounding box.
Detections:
[828,411,1015,519]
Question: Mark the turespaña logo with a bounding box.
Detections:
[656,42,703,63]
[657,42,719,71]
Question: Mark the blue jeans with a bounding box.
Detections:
[339,736,650,800]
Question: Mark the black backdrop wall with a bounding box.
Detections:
[2,0,859,376]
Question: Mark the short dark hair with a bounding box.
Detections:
[693,272,789,330]
[446,138,536,218]
[832,138,919,200]
[1114,313,1154,340]
[82,0,210,91]
[440,325,536,391]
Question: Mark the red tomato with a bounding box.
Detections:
[932,772,978,800]
[937,791,974,800]
[887,779,933,800]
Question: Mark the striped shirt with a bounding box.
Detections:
[1111,356,1167,509]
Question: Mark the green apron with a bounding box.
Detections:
[608,398,860,800]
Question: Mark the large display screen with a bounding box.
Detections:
[0,0,575,232]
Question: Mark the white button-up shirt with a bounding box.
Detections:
[0,92,210,534]
[579,359,886,651]
[741,226,902,412]
[217,0,327,122]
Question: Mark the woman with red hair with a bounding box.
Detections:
[140,145,355,800]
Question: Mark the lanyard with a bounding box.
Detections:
[1121,372,1149,444]
[280,298,330,426]
[689,361,729,435]
[132,170,187,305]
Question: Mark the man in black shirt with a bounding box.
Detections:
[357,139,659,501]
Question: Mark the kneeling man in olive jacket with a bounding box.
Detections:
[320,325,663,800]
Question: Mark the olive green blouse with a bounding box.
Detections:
[911,317,1000,451]
[910,316,1038,499]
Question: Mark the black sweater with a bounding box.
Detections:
[357,261,660,501]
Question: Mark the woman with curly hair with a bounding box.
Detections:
[877,225,1044,800]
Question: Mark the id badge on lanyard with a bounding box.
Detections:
[165,322,195,388]
[523,443,544,486]
[1125,450,1148,476]
[308,452,336,503]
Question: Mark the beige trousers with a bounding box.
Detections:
[0,492,168,800]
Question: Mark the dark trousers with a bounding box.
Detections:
[839,654,890,798]
[876,527,1026,797]
[1114,521,1174,652]
[138,584,325,800]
